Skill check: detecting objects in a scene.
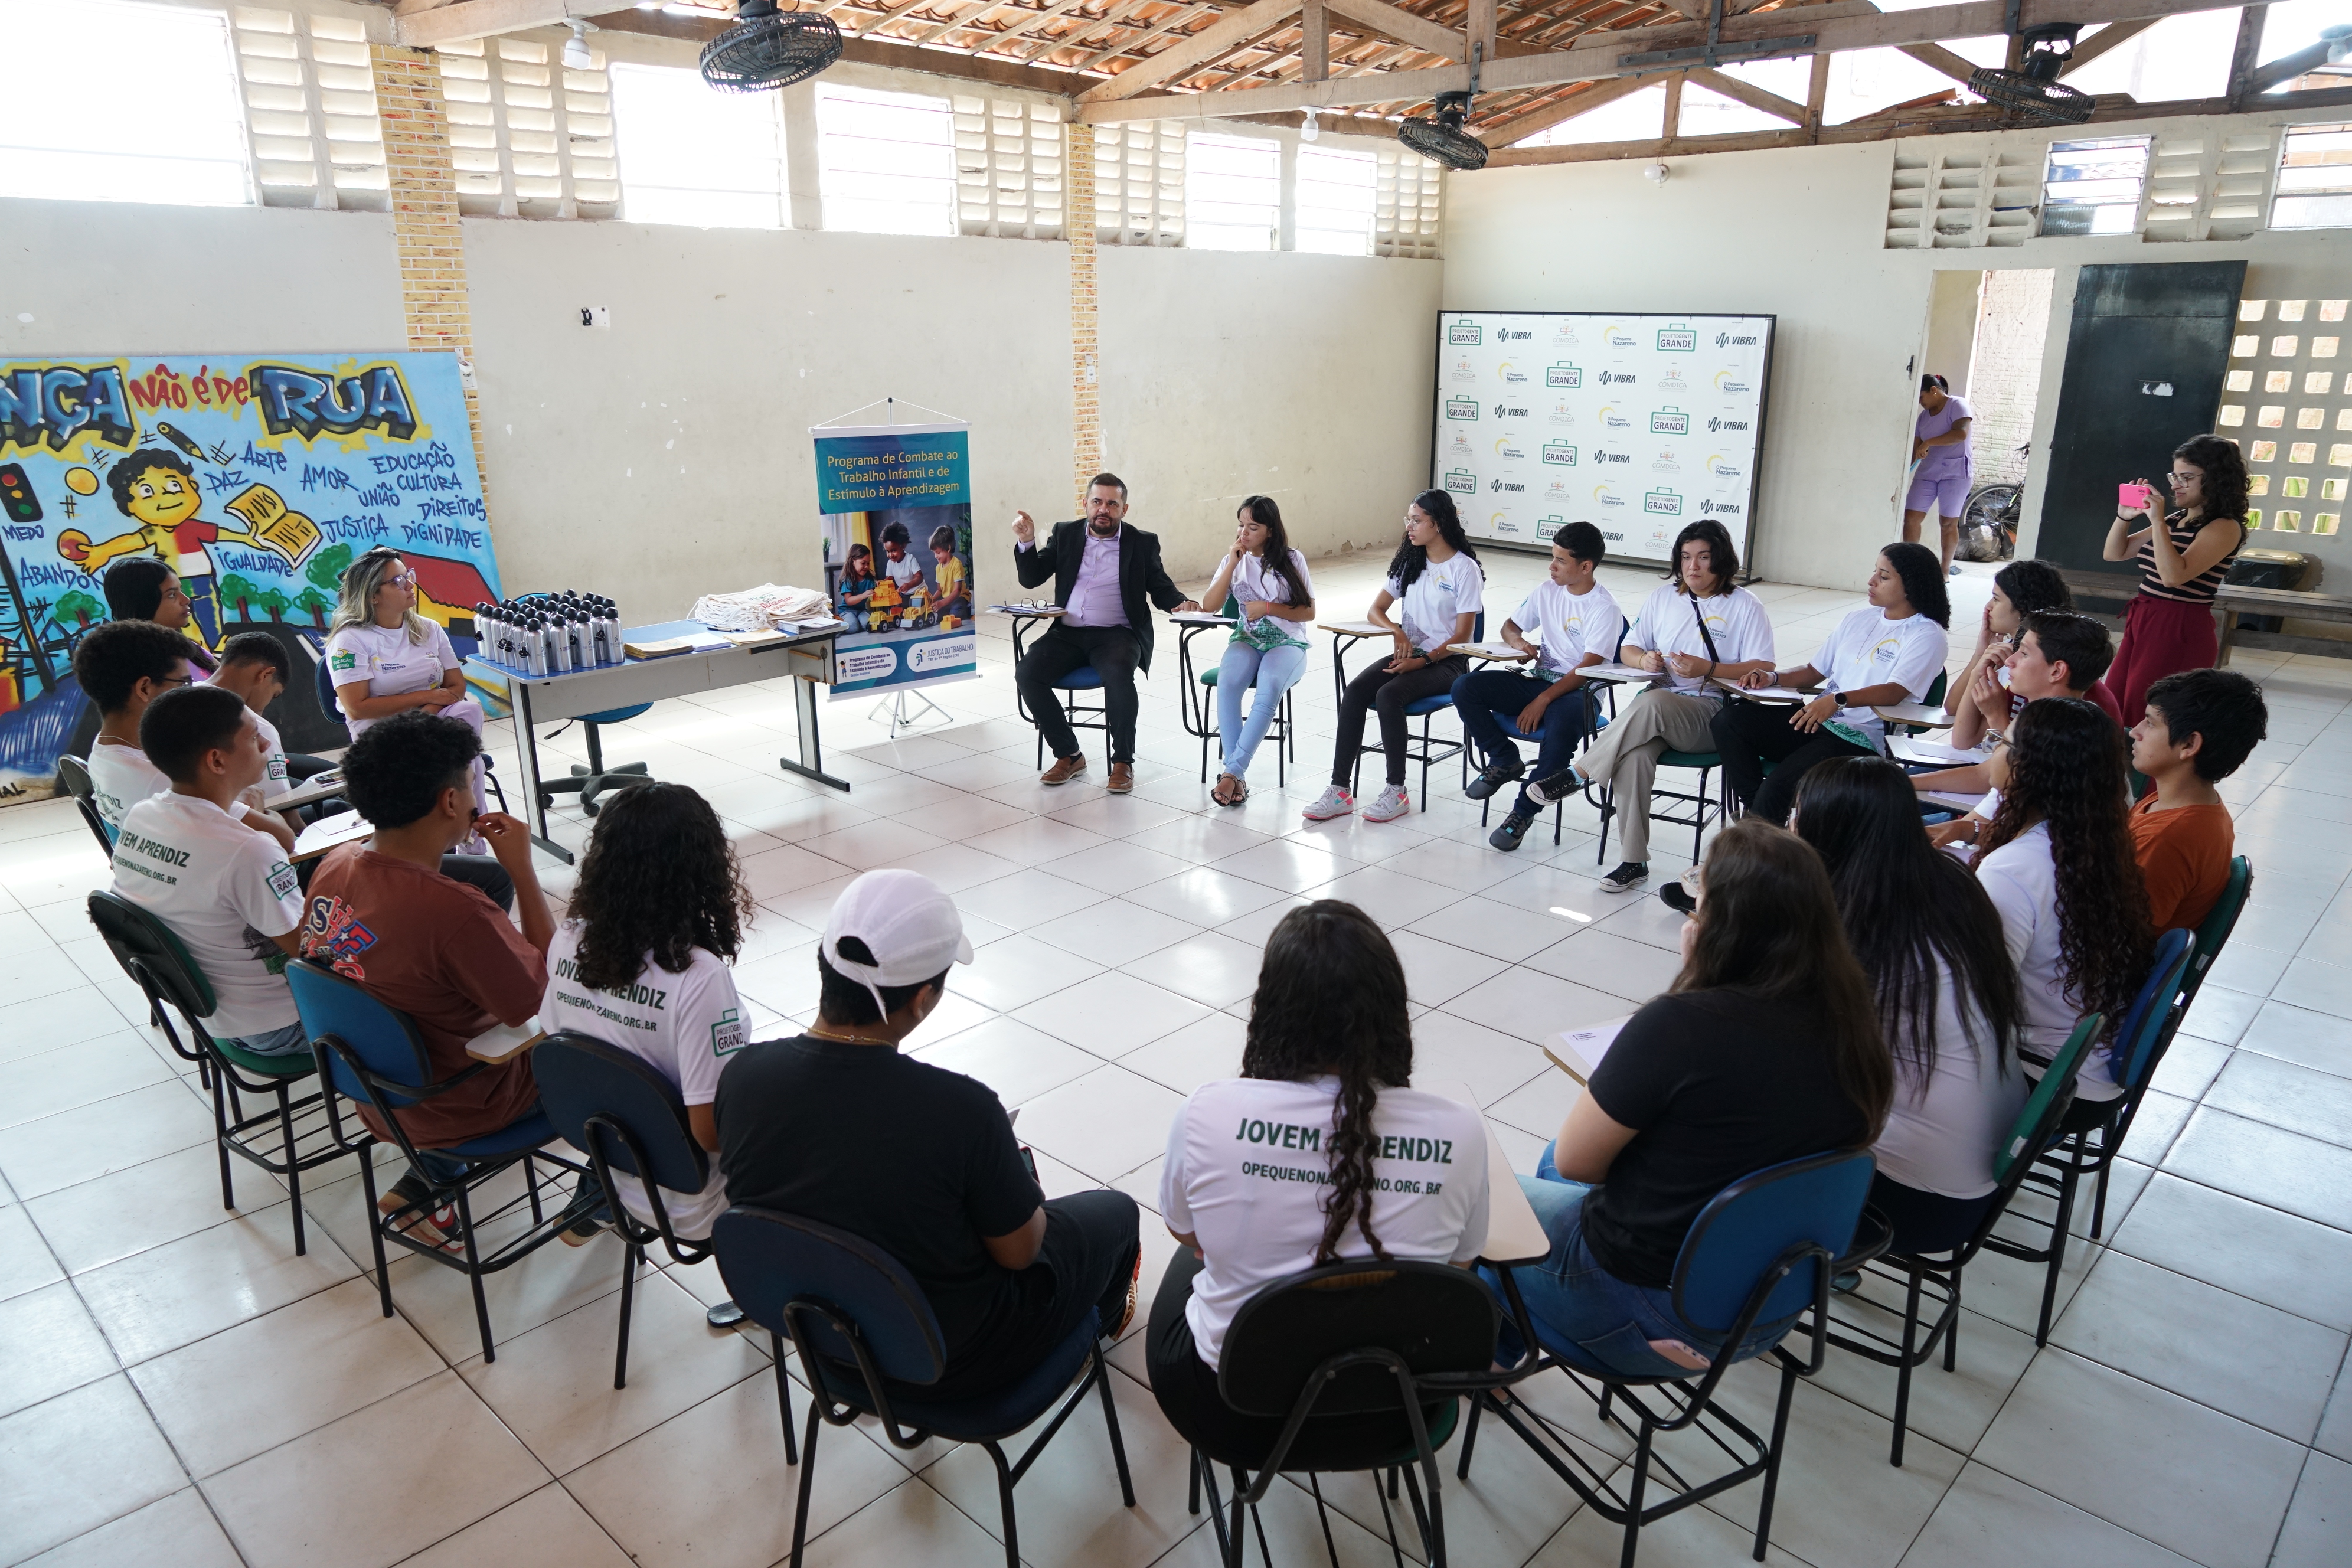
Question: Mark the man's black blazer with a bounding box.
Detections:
[1012,520,1187,675]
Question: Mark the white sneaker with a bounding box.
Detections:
[1302,785,1354,821]
[1361,784,1411,823]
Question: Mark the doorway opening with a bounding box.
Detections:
[1914,268,2056,565]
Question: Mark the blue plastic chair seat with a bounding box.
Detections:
[811,1307,1105,1438]
[1058,666,1103,691]
[582,703,653,725]
[1403,695,1453,717]
[435,1107,561,1162]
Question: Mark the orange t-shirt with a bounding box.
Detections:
[2130,795,2233,932]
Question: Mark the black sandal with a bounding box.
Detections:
[1212,774,1247,808]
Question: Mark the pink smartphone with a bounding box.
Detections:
[2118,482,2154,509]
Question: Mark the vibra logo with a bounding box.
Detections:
[1448,319,1482,345]
[1602,530,1625,542]
[1594,484,1625,508]
[1501,329,1533,342]
[1443,468,1478,495]
[1651,406,1690,435]
[1599,406,1632,429]
[1707,453,1744,477]
[1446,397,1479,421]
[1489,479,1525,494]
[1498,361,1530,384]
[1701,499,1743,516]
[1714,331,1761,348]
[1595,448,1632,466]
[1713,370,1753,395]
[1494,404,1531,419]
[1645,488,1684,516]
[1600,370,1639,386]
[1494,438,1527,461]
[1707,416,1751,433]
[1542,441,1578,466]
[1657,322,1697,352]
[1547,362,1582,388]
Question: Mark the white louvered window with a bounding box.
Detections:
[817,83,956,237]
[611,62,783,228]
[1375,147,1443,260]
[2040,135,2151,237]
[1185,132,1280,252]
[0,0,250,206]
[2273,123,2352,231]
[231,8,385,211]
[1296,144,1376,257]
[954,97,1063,239]
[439,34,618,220]
[1095,121,1184,246]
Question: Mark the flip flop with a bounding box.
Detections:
[1213,775,1248,808]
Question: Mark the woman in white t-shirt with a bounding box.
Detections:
[1974,698,2154,1105]
[324,547,489,827]
[1792,757,2027,1253]
[543,781,753,1242]
[1525,520,1775,893]
[1304,490,1484,825]
[1151,900,1489,1457]
[1199,496,1316,808]
[1710,541,1951,835]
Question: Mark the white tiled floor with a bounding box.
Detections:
[2,548,2347,1567]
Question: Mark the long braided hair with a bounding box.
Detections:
[1240,900,1414,1265]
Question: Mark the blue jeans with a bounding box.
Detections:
[1451,670,1596,814]
[1216,641,1308,780]
[1480,1145,1798,1377]
[224,1020,310,1058]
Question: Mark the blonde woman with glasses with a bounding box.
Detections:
[325,548,492,849]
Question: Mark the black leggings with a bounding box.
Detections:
[1868,1172,1997,1258]
[1711,697,1877,825]
[918,1187,1140,1404]
[1331,654,1472,789]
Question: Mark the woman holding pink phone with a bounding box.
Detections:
[2099,435,2250,725]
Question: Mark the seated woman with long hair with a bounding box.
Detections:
[1501,820,1892,1374]
[542,781,756,1240]
[1974,697,2154,1106]
[1792,756,2027,1255]
[1151,901,1491,1455]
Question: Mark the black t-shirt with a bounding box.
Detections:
[1583,990,1871,1289]
[714,1034,1043,1364]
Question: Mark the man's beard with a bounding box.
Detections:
[1087,517,1119,537]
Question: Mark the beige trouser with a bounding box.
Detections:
[1577,688,1720,864]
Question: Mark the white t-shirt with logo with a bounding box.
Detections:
[541,922,747,1239]
[1383,552,1486,655]
[323,620,460,737]
[86,739,169,838]
[1160,1076,1491,1370]
[1230,548,1316,648]
[1512,580,1626,674]
[110,791,303,1041]
[1626,583,1775,698]
[1810,605,1951,749]
[236,710,292,816]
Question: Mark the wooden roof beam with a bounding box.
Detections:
[1079,0,1304,99]
[1478,68,1652,141]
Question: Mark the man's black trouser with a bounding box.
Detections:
[1710,697,1877,825]
[1017,622,1144,766]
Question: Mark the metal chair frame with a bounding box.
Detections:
[1329,615,1484,812]
[55,755,116,857]
[1177,612,1295,788]
[1011,615,1112,769]
[1460,678,1617,847]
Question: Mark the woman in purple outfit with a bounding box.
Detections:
[1903,374,1975,577]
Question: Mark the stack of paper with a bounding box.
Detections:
[1543,1017,1629,1086]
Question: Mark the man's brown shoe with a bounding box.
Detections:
[1107,763,1135,794]
[1041,754,1087,786]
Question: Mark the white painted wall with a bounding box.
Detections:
[1443,111,2352,592]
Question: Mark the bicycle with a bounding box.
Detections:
[1958,443,2029,563]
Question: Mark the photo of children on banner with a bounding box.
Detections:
[824,509,974,636]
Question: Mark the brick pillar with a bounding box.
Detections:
[370,44,490,507]
[1066,122,1102,509]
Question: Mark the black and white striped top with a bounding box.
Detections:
[2136,511,2246,604]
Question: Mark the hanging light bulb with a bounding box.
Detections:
[563,18,593,69]
[1301,106,1320,142]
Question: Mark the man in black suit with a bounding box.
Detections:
[1012,472,1198,793]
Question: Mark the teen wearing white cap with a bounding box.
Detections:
[714,869,1144,1402]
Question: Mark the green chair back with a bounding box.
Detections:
[2178,857,2253,1009]
[1994,1011,2103,1182]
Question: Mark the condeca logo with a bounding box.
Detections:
[1706,453,1744,478]
[1444,430,1474,459]
[1700,498,1743,516]
[1547,362,1582,388]
[1707,415,1750,433]
[1657,322,1697,352]
[1448,318,1482,345]
[1598,405,1632,429]
[1660,367,1689,392]
[1494,438,1527,461]
[1594,484,1625,509]
[1651,448,1681,472]
[1715,331,1760,348]
[1448,355,1478,383]
[1446,396,1479,421]
[1645,488,1684,516]
[1544,478,1572,501]
[1542,441,1577,466]
[1548,401,1576,426]
[1712,370,1753,395]
[1651,406,1690,435]
[1498,361,1530,384]
[1551,321,1580,345]
[1443,468,1478,495]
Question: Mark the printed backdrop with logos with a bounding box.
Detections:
[811,418,977,700]
[0,350,500,806]
[1430,312,1775,564]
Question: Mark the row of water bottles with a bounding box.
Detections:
[474,592,625,677]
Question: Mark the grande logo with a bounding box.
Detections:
[1708,416,1751,433]
[1448,319,1482,345]
[1716,332,1761,348]
[1443,468,1478,495]
[1547,362,1582,388]
[1446,397,1479,421]
[1645,488,1684,516]
[1657,323,1697,352]
[1542,441,1578,466]
[1651,406,1690,435]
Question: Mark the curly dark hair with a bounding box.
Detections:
[1880,540,1951,628]
[341,710,478,830]
[1992,558,2072,620]
[2173,433,2250,527]
[568,782,753,992]
[1386,490,1478,591]
[1794,757,2020,1094]
[106,447,195,517]
[1241,900,1414,1265]
[71,618,192,713]
[1976,698,2152,1031]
